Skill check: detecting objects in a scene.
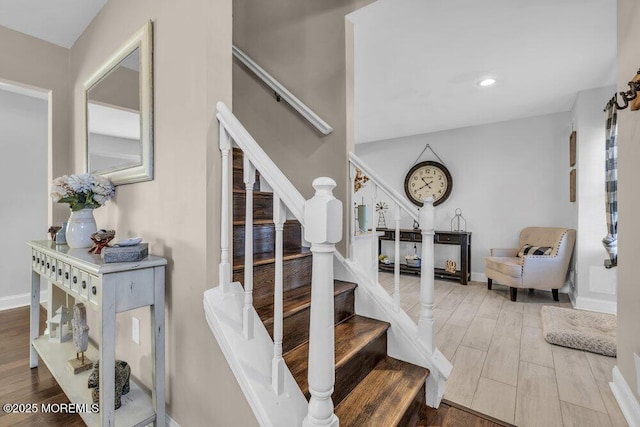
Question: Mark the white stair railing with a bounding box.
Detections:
[216,101,338,423]
[349,153,436,351]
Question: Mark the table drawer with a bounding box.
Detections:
[45,255,57,280]
[88,275,101,307]
[435,233,461,244]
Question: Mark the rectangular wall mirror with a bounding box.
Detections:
[84,21,153,185]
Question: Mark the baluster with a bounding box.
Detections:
[303,178,342,427]
[272,195,286,395]
[371,184,378,283]
[243,156,256,340]
[349,163,356,259]
[219,127,231,293]
[418,197,435,353]
[393,203,401,311]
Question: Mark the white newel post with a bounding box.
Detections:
[303,177,342,427]
[272,196,286,395]
[348,163,356,259]
[418,197,435,353]
[219,127,231,293]
[243,156,256,340]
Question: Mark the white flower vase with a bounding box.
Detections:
[66,209,97,249]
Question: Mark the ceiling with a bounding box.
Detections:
[0,0,617,143]
[348,0,617,144]
[0,0,106,48]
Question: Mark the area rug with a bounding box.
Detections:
[540,305,616,357]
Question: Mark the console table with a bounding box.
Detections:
[377,229,472,285]
[28,240,166,426]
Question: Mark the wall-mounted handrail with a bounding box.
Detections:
[232,46,334,136]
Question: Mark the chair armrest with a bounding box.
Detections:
[490,248,518,257]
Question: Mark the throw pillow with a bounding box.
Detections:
[517,244,553,257]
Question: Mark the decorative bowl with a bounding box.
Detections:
[406,258,421,268]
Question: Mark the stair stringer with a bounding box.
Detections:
[203,282,307,427]
[333,252,453,408]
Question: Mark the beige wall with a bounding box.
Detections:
[0,26,71,224]
[616,0,640,403]
[68,1,257,425]
[233,0,373,253]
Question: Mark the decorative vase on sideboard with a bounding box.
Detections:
[66,209,97,249]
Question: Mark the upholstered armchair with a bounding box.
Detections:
[485,227,576,301]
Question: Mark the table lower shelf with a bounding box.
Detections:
[32,335,155,426]
[378,263,468,282]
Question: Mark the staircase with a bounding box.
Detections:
[232,148,430,426]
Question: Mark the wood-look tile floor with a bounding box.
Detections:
[379,273,628,427]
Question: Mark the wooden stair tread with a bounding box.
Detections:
[233,247,311,270]
[283,315,389,397]
[334,357,429,427]
[257,280,357,327]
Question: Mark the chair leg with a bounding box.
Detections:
[510,287,517,301]
[552,289,559,301]
[487,278,492,290]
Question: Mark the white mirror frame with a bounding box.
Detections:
[84,20,153,185]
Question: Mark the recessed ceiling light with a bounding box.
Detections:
[478,78,496,87]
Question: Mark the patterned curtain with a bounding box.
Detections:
[602,104,618,265]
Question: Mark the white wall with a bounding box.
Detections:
[355,112,575,281]
[570,86,618,313]
[0,89,47,307]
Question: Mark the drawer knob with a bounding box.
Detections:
[46,262,50,269]
[32,255,35,261]
[65,272,69,279]
[82,281,87,289]
[58,268,62,275]
[73,276,77,284]
[91,286,97,296]
[41,260,44,266]
[51,265,55,272]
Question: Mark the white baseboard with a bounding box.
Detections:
[470,272,487,282]
[0,289,48,311]
[610,366,640,427]
[573,295,617,314]
[166,414,180,427]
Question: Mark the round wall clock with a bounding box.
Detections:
[404,161,453,207]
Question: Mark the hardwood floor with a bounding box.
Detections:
[420,399,514,427]
[0,306,84,426]
[380,272,628,427]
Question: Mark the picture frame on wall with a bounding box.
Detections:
[569,131,576,167]
[570,169,576,202]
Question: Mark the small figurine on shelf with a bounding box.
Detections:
[445,260,457,274]
[68,303,92,374]
[375,201,388,228]
[88,360,131,410]
[49,306,72,343]
[405,244,421,267]
[48,226,61,241]
[88,229,116,254]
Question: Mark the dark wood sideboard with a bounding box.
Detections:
[377,228,472,285]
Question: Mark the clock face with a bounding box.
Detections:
[404,161,453,207]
